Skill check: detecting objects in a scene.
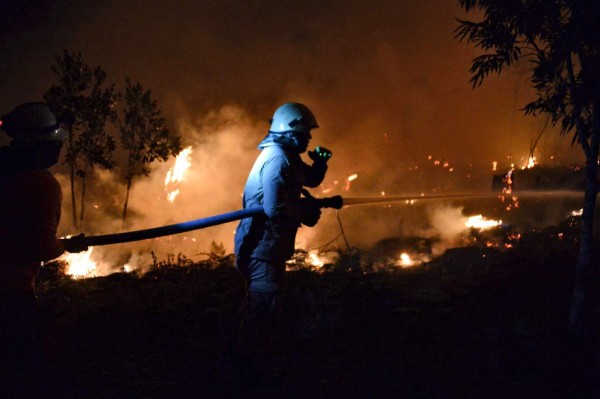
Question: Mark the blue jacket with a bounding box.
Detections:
[234,143,327,264]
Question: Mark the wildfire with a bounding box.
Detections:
[524,155,536,169]
[308,250,325,268]
[58,247,97,277]
[395,252,430,268]
[165,146,193,202]
[465,215,502,230]
[300,250,338,271]
[571,208,583,217]
[398,253,413,267]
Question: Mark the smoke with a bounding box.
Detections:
[2,0,586,274]
[422,203,473,256]
[55,104,266,273]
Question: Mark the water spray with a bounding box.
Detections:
[63,190,583,247]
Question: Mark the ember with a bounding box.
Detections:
[308,250,325,268]
[398,252,414,267]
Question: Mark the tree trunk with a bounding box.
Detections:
[79,163,89,229]
[122,176,133,228]
[569,128,599,335]
[67,128,78,229]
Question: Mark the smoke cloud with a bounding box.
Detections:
[1,1,584,273]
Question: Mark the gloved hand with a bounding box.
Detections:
[61,233,88,253]
[298,198,321,227]
[308,146,332,165]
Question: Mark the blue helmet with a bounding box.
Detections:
[269,102,319,134]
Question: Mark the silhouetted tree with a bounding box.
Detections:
[456,0,600,334]
[44,50,119,229]
[120,78,181,227]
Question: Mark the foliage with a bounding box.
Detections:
[119,78,181,225]
[455,0,600,145]
[150,251,194,271]
[455,0,600,333]
[193,241,236,269]
[33,223,599,398]
[44,50,119,227]
[120,78,181,178]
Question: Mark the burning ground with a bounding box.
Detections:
[36,208,600,398]
[50,103,587,278]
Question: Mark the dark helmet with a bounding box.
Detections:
[1,103,68,143]
[269,102,319,134]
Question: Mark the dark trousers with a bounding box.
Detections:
[236,290,282,356]
[233,258,286,386]
[0,290,42,398]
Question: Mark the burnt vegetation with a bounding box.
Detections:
[35,215,600,398]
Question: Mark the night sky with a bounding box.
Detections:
[1,0,581,163]
[0,0,584,268]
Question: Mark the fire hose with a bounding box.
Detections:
[73,195,344,247]
[63,190,578,247]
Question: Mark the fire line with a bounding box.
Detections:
[65,190,583,247]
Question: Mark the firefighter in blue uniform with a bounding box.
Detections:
[233,102,331,385]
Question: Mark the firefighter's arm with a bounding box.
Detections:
[28,178,67,261]
[30,175,87,260]
[262,156,300,224]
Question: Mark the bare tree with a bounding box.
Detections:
[456,0,600,334]
[120,78,181,227]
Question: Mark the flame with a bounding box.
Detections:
[465,215,502,230]
[308,250,325,268]
[302,250,338,270]
[524,155,536,169]
[58,247,97,277]
[399,253,413,267]
[165,146,193,202]
[395,252,430,268]
[571,208,583,217]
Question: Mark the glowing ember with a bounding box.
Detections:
[524,155,536,169]
[308,250,325,268]
[165,146,193,202]
[58,247,97,277]
[465,215,502,230]
[166,189,180,203]
[344,173,358,191]
[571,208,583,216]
[399,253,413,267]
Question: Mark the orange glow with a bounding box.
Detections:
[165,146,193,203]
[523,155,536,169]
[465,215,502,230]
[58,247,97,277]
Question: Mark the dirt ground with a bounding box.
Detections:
[35,221,600,399]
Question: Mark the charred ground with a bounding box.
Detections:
[36,216,600,399]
